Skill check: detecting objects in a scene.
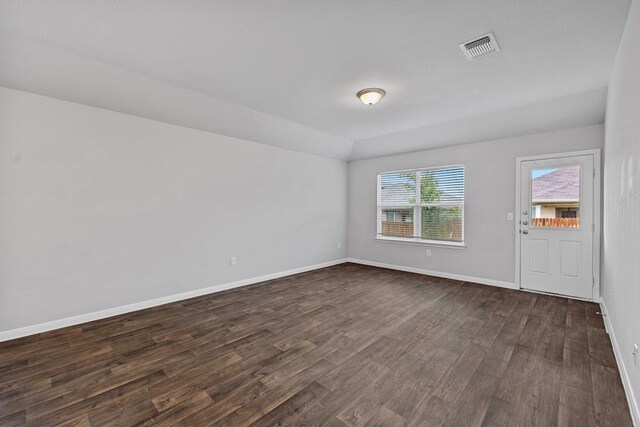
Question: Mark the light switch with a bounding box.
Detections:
[507,213,514,221]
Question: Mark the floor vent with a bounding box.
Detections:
[460,32,500,60]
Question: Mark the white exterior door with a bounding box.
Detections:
[520,154,595,300]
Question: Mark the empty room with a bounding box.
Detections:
[1,0,639,425]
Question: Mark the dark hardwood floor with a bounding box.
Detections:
[0,263,632,426]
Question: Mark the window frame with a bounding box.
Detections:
[376,164,466,248]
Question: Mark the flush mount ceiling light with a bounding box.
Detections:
[357,88,386,106]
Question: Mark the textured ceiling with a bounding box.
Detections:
[0,0,631,159]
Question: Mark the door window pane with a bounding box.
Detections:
[530,165,580,228]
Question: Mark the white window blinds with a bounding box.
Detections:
[377,165,464,243]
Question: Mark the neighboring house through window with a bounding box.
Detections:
[530,165,580,228]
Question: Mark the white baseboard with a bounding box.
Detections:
[0,258,348,343]
[347,258,517,290]
[600,301,640,427]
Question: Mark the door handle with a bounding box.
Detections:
[522,230,529,235]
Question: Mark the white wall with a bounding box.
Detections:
[602,1,640,422]
[0,87,348,334]
[348,125,603,284]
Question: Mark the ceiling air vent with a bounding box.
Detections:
[460,32,500,61]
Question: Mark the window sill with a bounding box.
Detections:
[375,236,466,248]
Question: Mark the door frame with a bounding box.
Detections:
[514,149,601,301]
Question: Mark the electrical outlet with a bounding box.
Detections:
[230,256,237,266]
[633,344,639,367]
[426,249,432,257]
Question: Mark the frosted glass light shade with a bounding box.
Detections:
[357,88,385,105]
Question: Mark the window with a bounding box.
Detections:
[530,165,580,228]
[377,165,464,245]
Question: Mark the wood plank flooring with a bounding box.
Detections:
[0,263,632,426]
